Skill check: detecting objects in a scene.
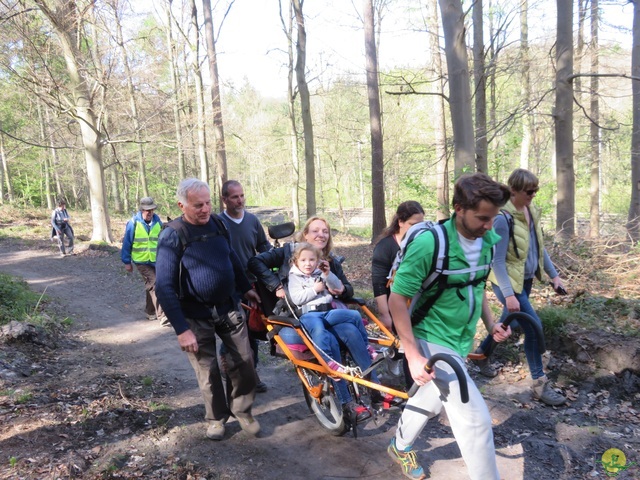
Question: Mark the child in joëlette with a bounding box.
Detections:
[287,242,403,414]
[287,242,371,360]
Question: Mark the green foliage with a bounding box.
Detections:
[15,391,33,404]
[149,402,170,412]
[537,307,570,337]
[538,295,640,338]
[9,457,17,468]
[141,376,153,387]
[0,273,41,326]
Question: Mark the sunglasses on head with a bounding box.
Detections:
[524,188,539,196]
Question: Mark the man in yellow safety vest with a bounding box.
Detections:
[121,197,167,325]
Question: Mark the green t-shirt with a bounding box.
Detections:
[391,216,500,357]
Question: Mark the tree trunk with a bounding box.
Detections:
[165,0,186,180]
[363,0,385,239]
[589,0,600,238]
[280,0,300,226]
[555,0,575,238]
[427,0,449,219]
[292,0,316,217]
[438,0,475,176]
[189,0,209,184]
[202,0,228,211]
[519,0,532,170]
[34,0,113,243]
[628,0,640,242]
[113,1,148,198]
[0,134,13,203]
[473,0,487,173]
[36,99,54,209]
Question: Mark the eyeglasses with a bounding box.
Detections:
[524,188,539,196]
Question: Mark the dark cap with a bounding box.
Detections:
[139,197,157,210]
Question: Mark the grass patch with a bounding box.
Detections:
[538,294,640,337]
[0,273,42,326]
[15,391,33,404]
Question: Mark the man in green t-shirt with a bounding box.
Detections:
[386,173,513,480]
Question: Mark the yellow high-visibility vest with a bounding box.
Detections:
[131,221,161,263]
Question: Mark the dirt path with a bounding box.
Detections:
[0,239,637,479]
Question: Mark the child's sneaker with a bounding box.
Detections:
[387,437,426,480]
[367,345,379,361]
[327,360,345,374]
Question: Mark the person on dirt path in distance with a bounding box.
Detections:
[155,178,262,441]
[472,168,567,406]
[387,173,512,480]
[371,200,425,387]
[121,197,167,326]
[218,180,271,393]
[51,198,74,257]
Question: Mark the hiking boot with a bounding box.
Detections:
[158,315,171,327]
[371,390,405,410]
[206,420,225,441]
[387,436,426,480]
[255,380,268,393]
[532,377,566,406]
[236,415,261,436]
[343,401,371,423]
[471,349,498,378]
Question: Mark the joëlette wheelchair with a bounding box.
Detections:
[248,221,408,437]
[248,223,544,436]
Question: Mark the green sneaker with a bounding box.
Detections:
[387,437,426,480]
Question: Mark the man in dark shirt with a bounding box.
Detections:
[219,180,271,392]
[155,178,261,441]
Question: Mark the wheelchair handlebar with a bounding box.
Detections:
[486,312,546,358]
[407,353,469,403]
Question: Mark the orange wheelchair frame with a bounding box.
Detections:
[246,297,409,436]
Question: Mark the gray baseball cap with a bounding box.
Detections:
[139,197,157,210]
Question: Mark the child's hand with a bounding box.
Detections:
[313,277,325,293]
[317,260,330,273]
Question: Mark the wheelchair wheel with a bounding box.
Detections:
[299,367,348,436]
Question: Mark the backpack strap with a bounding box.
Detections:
[409,224,495,326]
[164,214,231,302]
[500,209,519,259]
[409,223,447,325]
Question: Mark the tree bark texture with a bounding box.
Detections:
[202,0,228,211]
[363,0,386,239]
[189,0,209,185]
[34,0,113,243]
[628,0,640,242]
[473,0,487,173]
[427,0,449,219]
[555,0,575,238]
[438,0,475,176]
[165,0,186,180]
[292,0,316,217]
[589,0,600,238]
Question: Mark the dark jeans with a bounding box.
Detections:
[55,226,74,255]
[184,305,256,422]
[479,279,545,379]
